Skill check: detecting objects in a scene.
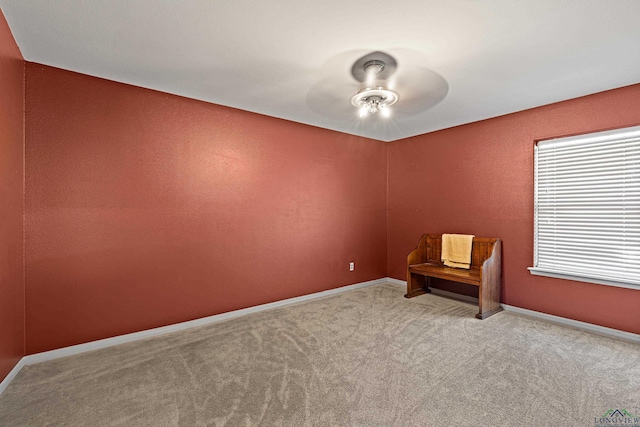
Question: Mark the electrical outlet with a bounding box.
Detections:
[349,262,355,271]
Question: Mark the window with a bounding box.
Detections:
[529,125,640,290]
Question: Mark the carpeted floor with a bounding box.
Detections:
[0,283,638,426]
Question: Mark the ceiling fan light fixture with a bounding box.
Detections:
[351,56,398,118]
[350,86,399,117]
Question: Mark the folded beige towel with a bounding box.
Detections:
[441,234,474,269]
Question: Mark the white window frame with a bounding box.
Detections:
[528,125,640,290]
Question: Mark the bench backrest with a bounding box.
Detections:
[416,234,499,269]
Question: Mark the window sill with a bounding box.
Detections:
[528,267,640,291]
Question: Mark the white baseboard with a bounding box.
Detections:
[385,277,479,304]
[0,357,27,396]
[388,277,640,342]
[0,277,387,396]
[430,289,479,304]
[3,277,638,396]
[386,277,405,287]
[501,304,640,343]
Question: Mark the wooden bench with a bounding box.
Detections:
[405,234,502,319]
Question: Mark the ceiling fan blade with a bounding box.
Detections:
[387,65,449,118]
[306,76,358,120]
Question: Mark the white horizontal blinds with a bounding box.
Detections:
[534,126,640,286]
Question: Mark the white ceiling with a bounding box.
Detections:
[1,0,640,142]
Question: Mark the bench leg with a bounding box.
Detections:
[405,273,432,298]
[476,278,503,319]
[475,307,503,320]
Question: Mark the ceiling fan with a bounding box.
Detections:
[350,51,399,117]
[306,49,449,121]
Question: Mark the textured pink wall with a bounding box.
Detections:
[25,64,387,354]
[0,10,25,381]
[18,52,640,358]
[388,84,640,334]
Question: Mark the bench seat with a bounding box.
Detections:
[408,263,481,287]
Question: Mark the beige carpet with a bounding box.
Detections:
[1,283,638,426]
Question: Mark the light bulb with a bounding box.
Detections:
[351,87,399,118]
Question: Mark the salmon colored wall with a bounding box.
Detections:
[388,84,640,334]
[0,10,25,381]
[25,64,387,354]
[16,54,640,359]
